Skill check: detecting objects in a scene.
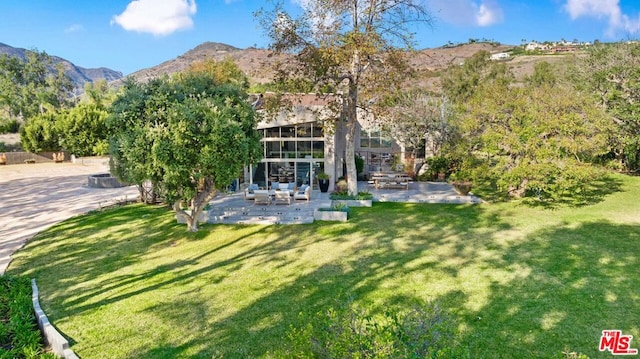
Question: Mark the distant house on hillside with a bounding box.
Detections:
[525,41,549,51]
[490,52,510,61]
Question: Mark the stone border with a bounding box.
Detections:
[31,279,79,359]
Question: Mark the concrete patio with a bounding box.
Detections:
[200,181,483,225]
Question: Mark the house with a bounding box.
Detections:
[243,93,404,192]
[490,52,510,61]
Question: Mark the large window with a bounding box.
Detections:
[261,122,324,159]
[360,129,392,148]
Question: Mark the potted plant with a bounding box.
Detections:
[317,172,331,192]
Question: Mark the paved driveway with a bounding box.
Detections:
[0,162,138,274]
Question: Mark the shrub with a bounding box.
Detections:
[330,190,373,200]
[0,118,20,134]
[0,276,55,358]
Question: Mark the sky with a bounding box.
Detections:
[1,0,639,76]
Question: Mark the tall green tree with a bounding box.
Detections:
[257,0,432,195]
[442,53,614,200]
[109,69,262,232]
[0,50,73,121]
[571,42,640,171]
[451,75,613,199]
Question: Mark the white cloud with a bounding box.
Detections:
[64,24,84,34]
[564,0,640,37]
[111,0,197,36]
[431,0,504,27]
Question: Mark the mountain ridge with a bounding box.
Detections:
[0,42,124,90]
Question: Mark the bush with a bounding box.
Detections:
[0,276,55,359]
[330,190,373,200]
[273,299,467,358]
[0,118,20,134]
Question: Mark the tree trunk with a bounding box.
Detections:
[508,178,529,198]
[173,201,199,232]
[345,84,358,196]
[173,187,219,232]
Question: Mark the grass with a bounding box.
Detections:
[6,173,640,358]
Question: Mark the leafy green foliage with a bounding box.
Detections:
[57,103,109,157]
[108,64,262,231]
[20,111,62,152]
[21,102,110,156]
[0,117,19,134]
[330,190,373,200]
[0,276,56,359]
[0,51,73,122]
[443,52,614,200]
[571,42,640,171]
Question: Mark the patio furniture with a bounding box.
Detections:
[244,183,260,200]
[370,172,412,189]
[253,190,271,205]
[274,190,291,205]
[293,185,311,201]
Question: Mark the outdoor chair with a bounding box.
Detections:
[253,190,271,205]
[274,190,291,205]
[293,185,311,201]
[244,183,260,200]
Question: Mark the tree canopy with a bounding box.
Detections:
[442,52,614,201]
[571,42,640,172]
[0,50,73,121]
[257,0,432,194]
[108,64,262,231]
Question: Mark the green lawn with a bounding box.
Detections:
[7,174,640,358]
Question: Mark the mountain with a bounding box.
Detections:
[120,41,577,92]
[120,41,285,86]
[0,42,123,91]
[120,41,515,90]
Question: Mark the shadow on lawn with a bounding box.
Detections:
[459,221,640,358]
[11,202,640,358]
[127,203,517,358]
[139,210,638,359]
[521,174,624,209]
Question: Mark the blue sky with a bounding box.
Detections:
[1,0,639,75]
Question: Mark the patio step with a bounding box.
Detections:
[208,214,314,225]
[201,205,315,225]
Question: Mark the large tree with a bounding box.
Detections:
[571,42,640,171]
[0,50,73,121]
[257,0,432,194]
[445,57,614,199]
[108,68,261,232]
[388,90,455,160]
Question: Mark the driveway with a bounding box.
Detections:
[0,162,138,274]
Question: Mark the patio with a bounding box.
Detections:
[202,181,483,225]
